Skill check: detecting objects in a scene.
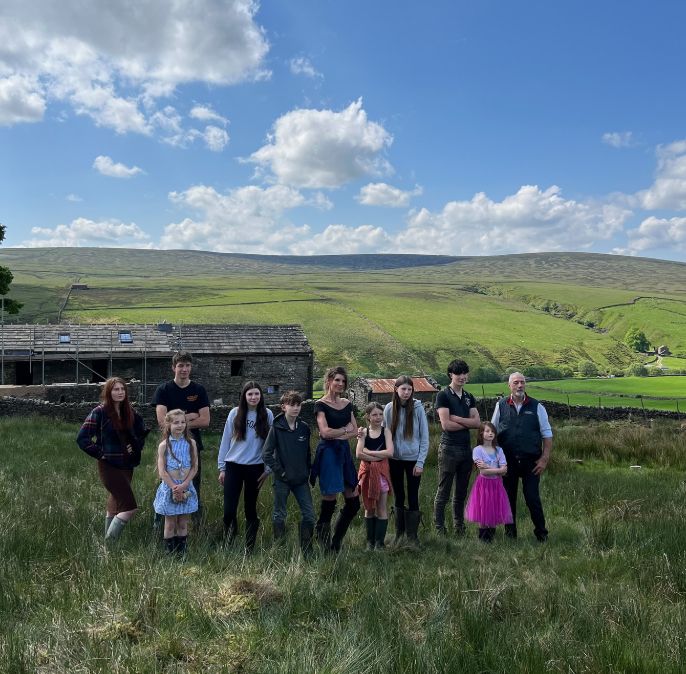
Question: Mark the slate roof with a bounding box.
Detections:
[0,324,312,357]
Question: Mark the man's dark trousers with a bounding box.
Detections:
[502,454,547,541]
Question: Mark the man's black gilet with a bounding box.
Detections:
[496,396,542,459]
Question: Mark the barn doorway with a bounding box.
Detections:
[15,361,33,385]
[91,359,109,383]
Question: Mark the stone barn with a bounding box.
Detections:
[0,323,313,405]
[348,376,439,409]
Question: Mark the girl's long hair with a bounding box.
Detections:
[233,381,269,441]
[390,375,415,440]
[477,421,498,448]
[162,409,196,471]
[100,377,134,430]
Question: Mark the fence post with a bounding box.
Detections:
[567,394,571,420]
[639,395,647,420]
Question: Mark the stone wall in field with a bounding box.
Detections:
[1,394,680,436]
[0,396,318,434]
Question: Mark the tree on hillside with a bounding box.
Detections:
[0,224,22,316]
[624,327,650,353]
[578,360,599,377]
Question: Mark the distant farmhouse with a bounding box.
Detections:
[348,376,439,408]
[0,323,313,405]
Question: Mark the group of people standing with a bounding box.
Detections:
[77,352,553,555]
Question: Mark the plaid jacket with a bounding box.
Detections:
[77,404,147,468]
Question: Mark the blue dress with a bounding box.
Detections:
[153,437,199,515]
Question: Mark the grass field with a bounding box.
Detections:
[474,376,686,413]
[2,416,686,672]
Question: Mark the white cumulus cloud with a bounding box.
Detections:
[357,182,423,207]
[201,125,230,152]
[93,155,144,178]
[0,0,268,135]
[289,57,322,79]
[602,131,634,148]
[189,104,229,125]
[24,217,152,247]
[248,98,393,189]
[161,184,313,253]
[0,74,46,125]
[393,185,631,255]
[305,224,393,254]
[635,140,686,210]
[624,216,686,253]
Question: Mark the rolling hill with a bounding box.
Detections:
[1,248,684,380]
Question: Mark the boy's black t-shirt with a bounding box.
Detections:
[435,386,476,450]
[152,380,210,451]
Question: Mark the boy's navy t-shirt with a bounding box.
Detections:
[152,380,210,451]
[435,386,476,450]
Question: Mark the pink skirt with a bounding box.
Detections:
[464,474,513,528]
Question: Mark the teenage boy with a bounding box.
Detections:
[152,351,210,506]
[262,391,315,554]
[433,359,481,536]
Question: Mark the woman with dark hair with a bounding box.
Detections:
[218,381,273,551]
[383,376,429,547]
[310,366,360,552]
[77,377,148,541]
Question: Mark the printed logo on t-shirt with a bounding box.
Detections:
[187,395,199,402]
[297,436,307,442]
[247,419,256,429]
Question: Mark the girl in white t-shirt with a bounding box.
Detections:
[218,381,273,551]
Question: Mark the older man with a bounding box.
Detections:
[491,372,552,541]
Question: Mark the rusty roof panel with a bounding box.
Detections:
[367,378,438,393]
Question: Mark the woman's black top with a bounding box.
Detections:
[314,400,352,429]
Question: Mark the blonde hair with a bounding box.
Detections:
[162,409,193,465]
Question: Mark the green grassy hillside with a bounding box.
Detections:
[1,248,684,379]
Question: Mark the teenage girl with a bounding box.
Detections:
[218,381,273,552]
[153,409,198,554]
[77,377,148,541]
[311,366,360,552]
[383,376,429,546]
[356,402,394,549]
[464,421,513,542]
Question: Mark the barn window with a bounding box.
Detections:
[267,385,280,394]
[118,330,133,344]
[230,359,244,376]
[58,333,71,344]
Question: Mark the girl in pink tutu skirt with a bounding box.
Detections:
[465,421,513,542]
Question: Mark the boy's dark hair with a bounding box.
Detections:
[172,351,193,366]
[280,390,303,406]
[447,359,469,376]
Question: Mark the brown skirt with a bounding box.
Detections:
[97,460,137,513]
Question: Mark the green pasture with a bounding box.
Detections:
[475,376,686,412]
[2,247,685,379]
[2,416,686,672]
[658,356,686,371]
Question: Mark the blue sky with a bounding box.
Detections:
[2,0,686,261]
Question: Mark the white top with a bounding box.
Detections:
[217,407,274,468]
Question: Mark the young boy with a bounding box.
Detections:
[262,391,315,554]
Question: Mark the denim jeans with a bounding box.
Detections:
[433,444,473,531]
[272,479,316,526]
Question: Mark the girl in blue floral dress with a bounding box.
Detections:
[153,409,198,554]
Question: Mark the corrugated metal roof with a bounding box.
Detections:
[366,377,438,393]
[0,324,312,356]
